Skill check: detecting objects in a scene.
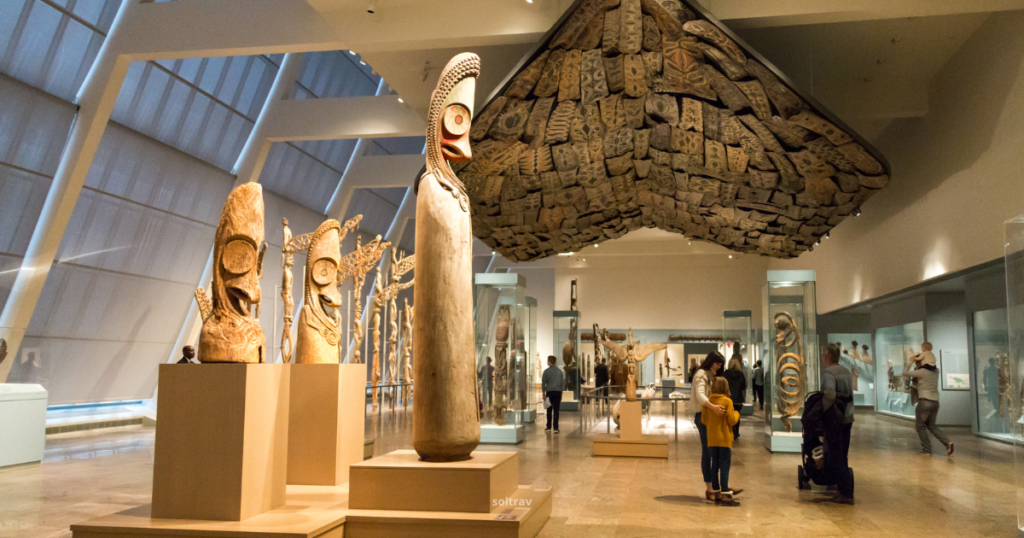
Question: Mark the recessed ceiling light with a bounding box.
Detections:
[491,250,496,256]
[526,0,533,3]
[728,255,733,259]
[582,258,586,262]
[359,60,366,66]
[594,244,598,248]
[558,252,573,256]
[397,97,404,103]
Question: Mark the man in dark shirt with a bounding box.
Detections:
[479,357,494,407]
[822,343,855,504]
[594,358,609,394]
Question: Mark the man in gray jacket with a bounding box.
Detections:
[905,343,953,456]
[822,343,855,504]
[542,355,566,433]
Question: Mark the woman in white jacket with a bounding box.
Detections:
[693,352,739,500]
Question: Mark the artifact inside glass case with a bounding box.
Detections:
[195,182,267,364]
[874,322,924,418]
[553,310,582,401]
[292,217,362,365]
[974,307,1009,437]
[474,272,526,430]
[762,271,818,450]
[1003,216,1024,534]
[493,305,511,425]
[412,53,482,462]
[827,333,873,406]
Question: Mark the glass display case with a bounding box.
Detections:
[724,310,754,410]
[826,333,875,407]
[874,322,925,418]
[523,296,539,423]
[553,310,582,410]
[974,307,1011,440]
[762,270,818,453]
[1005,216,1024,535]
[473,273,526,444]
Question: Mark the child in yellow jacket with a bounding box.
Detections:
[701,377,740,503]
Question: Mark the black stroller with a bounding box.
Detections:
[797,391,853,490]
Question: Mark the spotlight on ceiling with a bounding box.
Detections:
[594,244,598,248]
[397,97,404,103]
[367,1,376,14]
[728,255,733,259]
[348,51,356,56]
[491,250,496,256]
[853,207,862,217]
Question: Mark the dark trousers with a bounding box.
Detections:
[753,384,764,407]
[545,391,562,429]
[824,422,854,497]
[482,383,492,406]
[915,399,950,453]
[709,447,732,492]
[732,403,743,438]
[695,412,712,483]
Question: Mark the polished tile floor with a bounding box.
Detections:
[1,404,1017,538]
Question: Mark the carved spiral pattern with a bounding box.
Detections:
[774,311,805,432]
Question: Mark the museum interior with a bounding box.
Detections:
[2,0,1024,536]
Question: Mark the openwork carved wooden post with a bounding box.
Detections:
[493,305,511,425]
[602,328,665,402]
[280,219,294,363]
[774,311,805,432]
[402,299,414,408]
[385,248,415,411]
[337,234,390,365]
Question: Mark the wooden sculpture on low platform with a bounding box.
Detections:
[493,305,511,425]
[402,298,414,408]
[292,216,361,364]
[603,329,667,402]
[773,312,805,432]
[413,53,482,462]
[371,268,385,410]
[280,219,295,363]
[196,183,267,363]
[337,234,390,364]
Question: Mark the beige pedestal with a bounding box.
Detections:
[593,433,669,458]
[619,400,642,440]
[72,485,347,538]
[288,363,366,486]
[151,363,290,521]
[349,450,518,513]
[346,450,550,537]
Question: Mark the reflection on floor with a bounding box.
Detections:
[0,404,1016,538]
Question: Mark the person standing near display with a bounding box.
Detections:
[542,355,565,434]
[751,360,765,410]
[701,378,740,504]
[693,352,742,501]
[722,358,747,439]
[983,357,1000,415]
[822,343,855,504]
[905,343,954,456]
[595,358,609,395]
[479,358,494,408]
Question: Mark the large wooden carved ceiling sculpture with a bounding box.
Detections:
[454,0,890,260]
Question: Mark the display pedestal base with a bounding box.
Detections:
[151,363,289,522]
[764,431,802,453]
[287,363,365,486]
[519,408,537,423]
[740,404,754,416]
[346,450,551,537]
[561,391,579,411]
[0,384,47,468]
[72,485,347,538]
[593,401,668,458]
[481,424,525,444]
[770,415,803,433]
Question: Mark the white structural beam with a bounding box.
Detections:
[263,96,424,141]
[166,53,305,366]
[117,0,344,61]
[704,0,1024,28]
[0,0,141,381]
[341,155,424,189]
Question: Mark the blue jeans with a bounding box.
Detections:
[710,447,731,492]
[695,412,711,483]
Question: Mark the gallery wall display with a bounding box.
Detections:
[874,321,925,419]
[974,307,1012,440]
[457,0,890,262]
[474,273,528,439]
[827,332,874,406]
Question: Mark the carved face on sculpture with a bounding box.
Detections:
[306,221,343,329]
[774,314,791,333]
[437,60,476,163]
[200,182,266,363]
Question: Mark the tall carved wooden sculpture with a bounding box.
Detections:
[371,268,385,410]
[292,217,361,364]
[337,234,390,364]
[402,298,414,408]
[774,312,805,432]
[196,183,267,363]
[565,280,579,391]
[493,305,511,425]
[1000,354,1012,418]
[280,219,295,363]
[413,53,482,462]
[603,329,666,402]
[385,249,415,410]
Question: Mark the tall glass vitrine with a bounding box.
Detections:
[553,310,582,410]
[473,273,526,444]
[762,271,818,453]
[1004,216,1024,535]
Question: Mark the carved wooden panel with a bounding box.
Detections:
[462,0,889,259]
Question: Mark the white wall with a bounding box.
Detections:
[769,12,1024,314]
[553,254,769,332]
